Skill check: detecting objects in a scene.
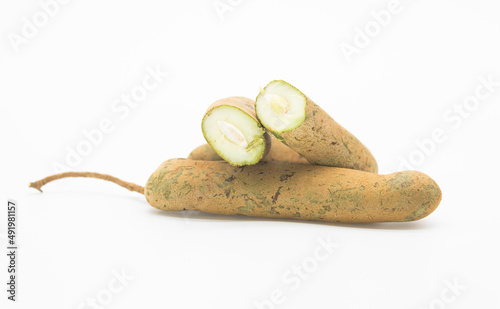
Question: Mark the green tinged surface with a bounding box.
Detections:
[144,159,442,223]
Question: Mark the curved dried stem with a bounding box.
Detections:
[29,172,144,194]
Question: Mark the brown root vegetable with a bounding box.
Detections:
[29,159,441,223]
[255,80,378,173]
[144,159,441,223]
[188,136,309,164]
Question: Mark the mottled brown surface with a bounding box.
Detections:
[145,159,442,223]
[188,136,309,164]
[256,81,378,173]
[266,137,309,164]
[202,96,271,165]
[281,98,378,173]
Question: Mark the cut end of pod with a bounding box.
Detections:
[202,103,268,166]
[255,80,307,137]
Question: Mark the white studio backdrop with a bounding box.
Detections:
[1,0,499,308]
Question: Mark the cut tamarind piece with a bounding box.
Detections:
[255,80,378,173]
[202,97,270,166]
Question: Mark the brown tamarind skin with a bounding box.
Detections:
[276,97,378,173]
[188,137,309,164]
[145,159,441,223]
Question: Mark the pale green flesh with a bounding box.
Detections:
[202,106,266,165]
[256,81,307,135]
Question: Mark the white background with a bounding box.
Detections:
[1,0,499,308]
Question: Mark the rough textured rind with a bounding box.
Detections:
[256,81,378,173]
[202,96,271,166]
[145,159,441,223]
[188,136,309,164]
